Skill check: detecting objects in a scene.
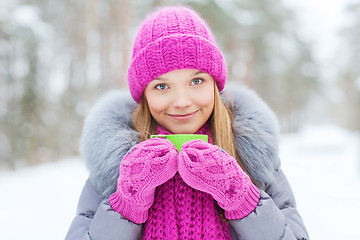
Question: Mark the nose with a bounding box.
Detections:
[172,89,192,108]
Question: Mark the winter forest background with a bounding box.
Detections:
[1,0,359,169]
[1,0,360,239]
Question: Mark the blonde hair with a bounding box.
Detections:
[132,97,155,141]
[210,85,254,183]
[210,84,238,161]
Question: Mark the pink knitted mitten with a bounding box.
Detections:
[109,138,178,224]
[178,140,260,220]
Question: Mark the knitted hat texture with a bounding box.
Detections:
[127,6,227,103]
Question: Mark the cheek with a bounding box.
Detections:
[195,88,215,109]
[146,95,168,116]
[201,95,214,107]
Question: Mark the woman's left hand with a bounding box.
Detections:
[178,140,260,220]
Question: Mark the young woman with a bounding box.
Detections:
[66,6,308,240]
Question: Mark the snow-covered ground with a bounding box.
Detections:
[0,125,359,239]
[0,158,88,240]
[281,125,360,239]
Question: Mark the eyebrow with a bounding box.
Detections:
[193,70,205,76]
[155,70,204,81]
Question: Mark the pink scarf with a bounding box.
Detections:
[142,124,231,239]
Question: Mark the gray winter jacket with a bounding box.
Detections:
[66,83,309,240]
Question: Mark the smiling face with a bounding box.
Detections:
[144,69,215,134]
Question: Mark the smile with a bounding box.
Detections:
[168,110,199,121]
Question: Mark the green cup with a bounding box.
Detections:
[150,134,208,152]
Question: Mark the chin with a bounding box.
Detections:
[170,126,200,134]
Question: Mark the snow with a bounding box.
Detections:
[1,125,360,239]
[280,125,360,239]
[0,158,88,240]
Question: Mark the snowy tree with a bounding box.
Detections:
[336,1,360,131]
[187,0,318,131]
[1,0,318,168]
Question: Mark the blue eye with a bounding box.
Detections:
[192,78,203,85]
[155,84,168,90]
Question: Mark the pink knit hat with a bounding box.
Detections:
[127,6,227,103]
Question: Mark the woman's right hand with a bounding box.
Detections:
[109,137,178,224]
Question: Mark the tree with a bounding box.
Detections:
[0,5,49,168]
[186,0,318,131]
[1,0,319,169]
[335,1,360,130]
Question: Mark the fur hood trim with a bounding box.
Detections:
[81,83,280,198]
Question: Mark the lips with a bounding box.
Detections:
[168,110,198,121]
